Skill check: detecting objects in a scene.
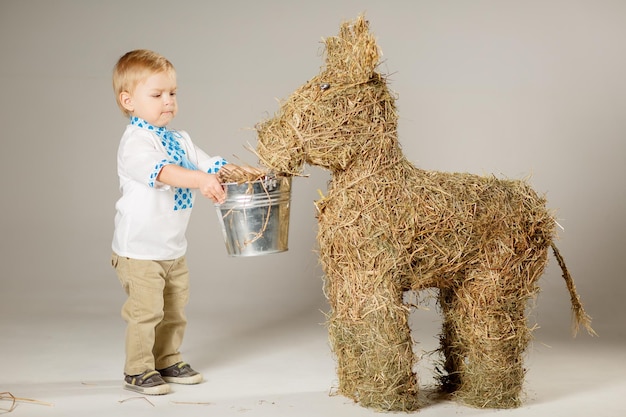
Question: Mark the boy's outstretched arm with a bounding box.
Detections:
[157,164,226,203]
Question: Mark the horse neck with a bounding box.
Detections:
[330,131,412,186]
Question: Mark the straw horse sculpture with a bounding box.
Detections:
[255,16,594,412]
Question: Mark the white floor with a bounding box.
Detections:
[1,299,624,417]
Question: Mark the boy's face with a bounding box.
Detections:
[120,71,178,127]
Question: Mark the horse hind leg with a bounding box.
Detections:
[437,286,466,393]
[437,263,540,408]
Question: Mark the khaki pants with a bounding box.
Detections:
[111,253,190,376]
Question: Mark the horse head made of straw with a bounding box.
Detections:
[256,15,595,413]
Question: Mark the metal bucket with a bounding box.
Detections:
[215,176,291,257]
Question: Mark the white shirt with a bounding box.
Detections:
[112,124,224,260]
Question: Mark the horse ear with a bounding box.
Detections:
[323,15,380,84]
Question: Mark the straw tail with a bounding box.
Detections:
[550,243,597,337]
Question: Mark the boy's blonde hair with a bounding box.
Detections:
[112,49,176,117]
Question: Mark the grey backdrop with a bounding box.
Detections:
[1,0,624,360]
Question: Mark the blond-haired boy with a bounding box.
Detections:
[111,49,230,395]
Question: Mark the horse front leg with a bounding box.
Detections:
[323,261,419,411]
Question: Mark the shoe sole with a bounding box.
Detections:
[162,374,203,385]
[123,382,171,395]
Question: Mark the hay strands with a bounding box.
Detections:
[217,162,267,185]
[0,392,54,412]
[118,396,155,407]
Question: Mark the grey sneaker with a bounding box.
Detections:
[124,370,170,395]
[157,362,203,385]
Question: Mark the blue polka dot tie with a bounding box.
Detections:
[131,117,196,210]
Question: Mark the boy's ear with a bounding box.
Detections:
[119,91,134,112]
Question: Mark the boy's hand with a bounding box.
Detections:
[198,172,226,204]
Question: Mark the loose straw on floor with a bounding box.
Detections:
[0,392,53,413]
